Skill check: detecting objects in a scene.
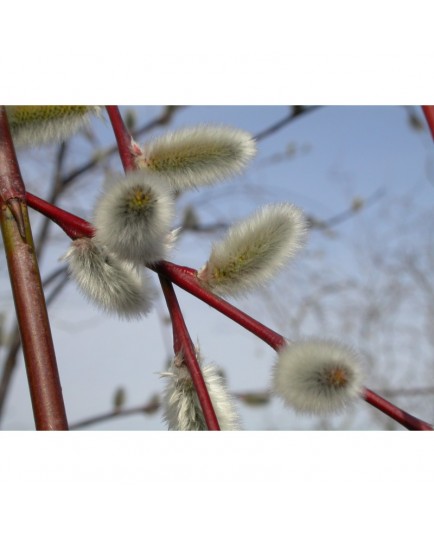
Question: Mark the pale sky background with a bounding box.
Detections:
[1,105,433,430]
[2,4,434,534]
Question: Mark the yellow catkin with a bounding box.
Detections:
[6,105,101,146]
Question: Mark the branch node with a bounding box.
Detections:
[6,198,26,240]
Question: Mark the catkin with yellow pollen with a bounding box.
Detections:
[6,105,101,147]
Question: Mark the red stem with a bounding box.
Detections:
[26,192,95,239]
[154,261,286,350]
[0,117,25,201]
[0,109,68,430]
[24,190,433,431]
[422,106,434,141]
[363,388,432,431]
[105,106,136,172]
[158,275,220,430]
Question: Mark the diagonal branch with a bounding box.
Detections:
[23,187,433,431]
[154,261,286,350]
[363,389,432,431]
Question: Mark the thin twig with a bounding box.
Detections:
[379,386,434,398]
[69,396,161,430]
[34,141,68,258]
[254,106,321,141]
[61,106,183,188]
[26,192,95,239]
[311,188,385,229]
[69,390,270,430]
[159,275,220,430]
[105,106,136,172]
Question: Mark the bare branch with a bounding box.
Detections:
[254,106,321,141]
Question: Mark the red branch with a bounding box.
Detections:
[158,275,220,430]
[26,192,95,239]
[0,108,68,430]
[363,388,432,431]
[24,190,433,431]
[422,106,434,141]
[154,261,286,350]
[0,111,26,202]
[105,106,136,172]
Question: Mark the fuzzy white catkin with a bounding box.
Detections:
[93,171,174,265]
[197,203,307,296]
[272,339,363,415]
[5,105,101,147]
[62,238,156,319]
[134,125,256,190]
[161,354,241,431]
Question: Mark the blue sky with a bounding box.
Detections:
[1,105,433,430]
[2,4,433,533]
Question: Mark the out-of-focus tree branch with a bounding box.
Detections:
[69,390,272,430]
[254,106,321,141]
[68,382,434,430]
